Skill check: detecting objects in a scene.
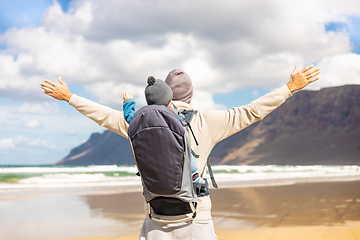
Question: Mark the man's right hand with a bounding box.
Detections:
[40,77,73,102]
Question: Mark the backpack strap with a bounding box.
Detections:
[172,103,218,188]
[191,149,199,159]
[206,157,218,188]
[187,123,199,146]
[172,104,199,146]
[200,157,218,189]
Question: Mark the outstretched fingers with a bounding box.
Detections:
[308,76,320,84]
[308,70,320,78]
[41,77,72,101]
[42,89,53,96]
[291,66,298,75]
[44,79,56,86]
[305,68,320,80]
[58,77,67,85]
[305,66,320,75]
[40,83,53,93]
[287,65,320,93]
[300,65,314,74]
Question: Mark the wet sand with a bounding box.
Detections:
[211,181,360,229]
[1,181,360,240]
[67,181,360,239]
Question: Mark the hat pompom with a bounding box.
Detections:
[147,76,155,85]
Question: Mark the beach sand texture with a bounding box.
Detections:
[1,181,360,240]
[63,223,360,240]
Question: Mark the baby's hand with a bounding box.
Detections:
[123,90,133,101]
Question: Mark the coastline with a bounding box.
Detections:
[1,179,360,240]
[2,173,360,199]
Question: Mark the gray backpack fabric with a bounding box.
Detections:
[128,105,197,223]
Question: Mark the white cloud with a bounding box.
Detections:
[86,82,147,107]
[21,119,43,129]
[0,0,359,165]
[191,90,227,110]
[0,139,15,150]
[67,129,77,135]
[313,53,360,89]
[0,0,359,107]
[0,136,58,150]
[43,1,93,31]
[13,102,59,114]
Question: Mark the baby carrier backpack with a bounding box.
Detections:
[128,105,197,223]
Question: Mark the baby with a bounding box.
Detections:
[123,76,205,184]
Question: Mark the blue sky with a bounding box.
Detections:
[0,0,71,31]
[0,0,359,165]
[325,16,360,54]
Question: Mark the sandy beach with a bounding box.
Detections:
[1,181,360,240]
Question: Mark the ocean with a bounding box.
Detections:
[1,164,360,194]
[1,164,360,240]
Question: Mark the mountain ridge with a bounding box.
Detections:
[56,85,360,166]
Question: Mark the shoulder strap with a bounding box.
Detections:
[172,103,218,188]
[172,104,199,146]
[187,124,199,146]
[171,103,197,124]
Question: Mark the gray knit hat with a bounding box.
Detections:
[165,69,193,103]
[145,76,173,106]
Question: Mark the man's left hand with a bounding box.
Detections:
[287,65,320,93]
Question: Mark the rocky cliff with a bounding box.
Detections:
[56,130,134,165]
[56,85,360,166]
[211,84,360,165]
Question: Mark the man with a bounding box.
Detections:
[40,65,320,239]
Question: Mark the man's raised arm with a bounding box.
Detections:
[205,65,320,143]
[40,77,129,138]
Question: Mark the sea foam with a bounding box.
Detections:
[0,165,359,193]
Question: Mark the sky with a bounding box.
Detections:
[0,0,359,165]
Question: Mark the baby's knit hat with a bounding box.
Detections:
[145,76,173,106]
[165,69,193,103]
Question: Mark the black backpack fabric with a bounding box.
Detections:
[128,105,197,223]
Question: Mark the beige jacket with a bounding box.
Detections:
[68,85,292,220]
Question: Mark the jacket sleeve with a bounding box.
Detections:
[69,94,129,138]
[203,85,291,144]
[123,100,136,124]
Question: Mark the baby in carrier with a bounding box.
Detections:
[123,76,205,185]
